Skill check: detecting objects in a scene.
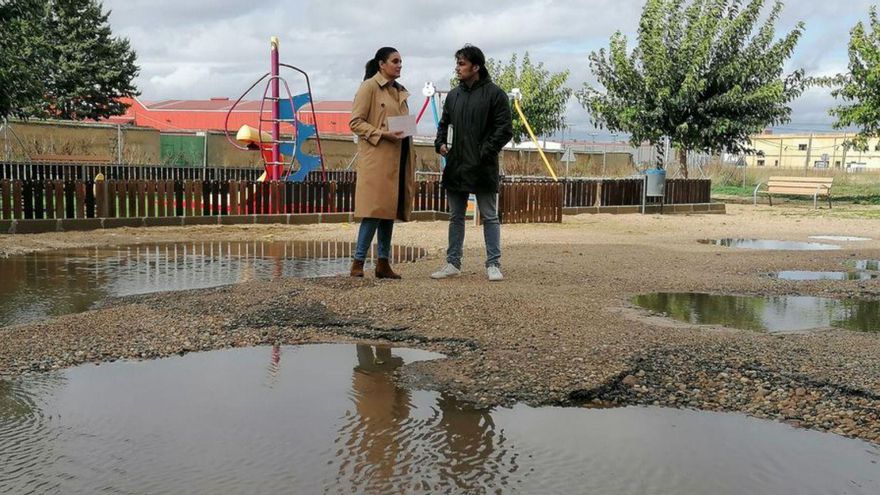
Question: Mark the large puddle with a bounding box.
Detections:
[770,270,878,281]
[809,235,872,242]
[699,239,841,250]
[846,260,880,272]
[632,292,880,333]
[1,344,877,494]
[0,241,426,327]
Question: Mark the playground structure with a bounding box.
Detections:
[224,37,326,182]
[508,88,558,181]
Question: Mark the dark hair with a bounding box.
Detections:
[364,47,399,80]
[455,44,490,80]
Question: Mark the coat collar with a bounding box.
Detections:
[459,76,490,92]
[372,73,409,102]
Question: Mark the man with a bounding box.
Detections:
[431,45,513,282]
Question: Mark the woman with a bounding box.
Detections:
[348,47,416,279]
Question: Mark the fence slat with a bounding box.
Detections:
[127,181,138,217]
[75,181,86,218]
[96,180,107,218]
[1,180,10,219]
[137,180,146,217]
[13,181,23,219]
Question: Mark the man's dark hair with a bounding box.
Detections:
[455,44,490,80]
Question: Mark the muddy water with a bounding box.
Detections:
[699,239,841,250]
[770,270,878,281]
[633,292,880,333]
[809,235,872,242]
[0,241,426,327]
[1,344,878,494]
[846,260,880,272]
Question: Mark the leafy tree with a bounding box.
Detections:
[1,0,139,121]
[0,0,46,120]
[579,0,805,177]
[487,53,572,144]
[33,0,140,120]
[449,52,572,143]
[822,7,880,151]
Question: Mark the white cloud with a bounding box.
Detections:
[103,0,872,131]
[148,66,213,93]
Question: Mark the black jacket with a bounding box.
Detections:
[434,77,513,193]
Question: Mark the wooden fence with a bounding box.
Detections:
[563,178,711,207]
[498,182,563,223]
[0,177,712,223]
[1,179,449,220]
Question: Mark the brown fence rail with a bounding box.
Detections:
[305,170,357,182]
[0,161,263,182]
[1,161,358,183]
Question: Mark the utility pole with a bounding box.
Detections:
[778,138,783,168]
[2,118,9,162]
[804,132,813,176]
[116,124,123,164]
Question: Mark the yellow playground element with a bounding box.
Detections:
[510,89,558,181]
[235,125,272,148]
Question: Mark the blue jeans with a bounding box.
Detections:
[354,218,394,261]
[446,190,501,268]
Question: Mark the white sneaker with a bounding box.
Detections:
[487,265,504,282]
[431,263,461,279]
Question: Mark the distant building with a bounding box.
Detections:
[745,133,880,171]
[107,97,353,136]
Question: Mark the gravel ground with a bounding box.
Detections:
[1,204,879,444]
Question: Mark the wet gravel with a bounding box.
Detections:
[1,204,878,444]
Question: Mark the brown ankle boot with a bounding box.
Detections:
[375,258,401,279]
[350,259,365,278]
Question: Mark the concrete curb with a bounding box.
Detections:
[1,204,722,234]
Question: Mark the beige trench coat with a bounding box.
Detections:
[349,73,416,221]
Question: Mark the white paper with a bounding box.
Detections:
[387,115,417,137]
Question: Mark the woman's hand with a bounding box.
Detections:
[439,144,449,157]
[382,130,405,142]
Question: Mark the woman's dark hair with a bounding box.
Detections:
[455,44,490,79]
[364,47,399,80]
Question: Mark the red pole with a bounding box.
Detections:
[270,37,281,182]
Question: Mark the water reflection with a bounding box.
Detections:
[809,235,872,242]
[335,345,512,493]
[699,239,841,250]
[846,260,880,272]
[1,345,877,495]
[0,241,427,327]
[633,292,880,333]
[770,271,878,281]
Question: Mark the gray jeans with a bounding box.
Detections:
[446,190,501,268]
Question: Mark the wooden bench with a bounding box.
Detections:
[30,153,114,164]
[753,176,833,209]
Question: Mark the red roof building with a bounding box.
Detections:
[107,97,353,135]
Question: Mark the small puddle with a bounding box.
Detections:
[809,235,872,242]
[699,239,841,250]
[632,292,880,333]
[2,344,878,494]
[846,260,880,272]
[770,271,878,281]
[0,241,427,327]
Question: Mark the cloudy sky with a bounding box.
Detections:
[103,0,873,139]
